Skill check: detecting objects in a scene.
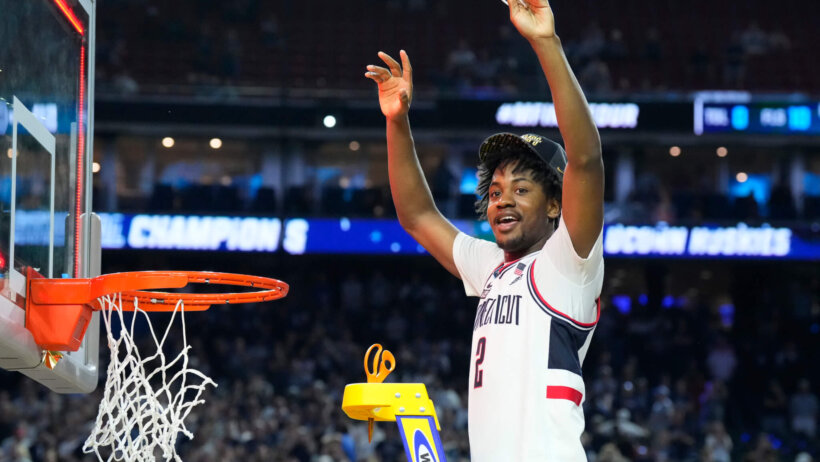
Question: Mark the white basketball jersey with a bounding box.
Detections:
[453,217,604,461]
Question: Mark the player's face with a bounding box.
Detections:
[486,162,558,258]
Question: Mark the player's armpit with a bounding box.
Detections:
[402,210,461,278]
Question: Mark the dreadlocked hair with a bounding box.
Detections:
[474,144,563,227]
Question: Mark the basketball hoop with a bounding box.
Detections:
[23,270,289,461]
[26,269,288,351]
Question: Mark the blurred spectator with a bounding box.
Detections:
[221,29,243,80]
[796,453,815,462]
[194,23,216,77]
[260,15,284,49]
[762,379,789,434]
[90,0,817,95]
[734,191,760,221]
[791,379,818,438]
[578,59,613,94]
[724,34,747,88]
[702,421,732,462]
[744,433,779,462]
[648,385,675,434]
[595,408,649,439]
[112,68,139,95]
[770,183,797,220]
[1,238,820,460]
[604,29,629,62]
[576,22,606,63]
[688,43,713,86]
[473,49,502,87]
[642,27,663,62]
[597,442,630,462]
[769,27,792,52]
[706,337,737,382]
[740,22,770,56]
[446,39,478,84]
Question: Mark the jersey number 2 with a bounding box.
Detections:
[474,337,486,388]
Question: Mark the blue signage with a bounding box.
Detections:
[11,212,820,260]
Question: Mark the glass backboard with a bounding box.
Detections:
[0,0,99,393]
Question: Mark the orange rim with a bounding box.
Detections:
[29,271,289,311]
[25,270,289,350]
[123,272,288,310]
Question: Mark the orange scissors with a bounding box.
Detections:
[364,343,395,442]
[364,343,395,383]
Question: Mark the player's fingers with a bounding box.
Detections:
[366,65,392,81]
[506,0,518,15]
[507,0,533,14]
[364,72,381,83]
[378,51,403,77]
[399,50,413,82]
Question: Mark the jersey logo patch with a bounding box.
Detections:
[509,263,527,285]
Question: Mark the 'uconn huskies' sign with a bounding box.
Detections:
[12,212,814,259]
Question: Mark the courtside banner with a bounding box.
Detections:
[12,212,814,259]
[396,416,447,462]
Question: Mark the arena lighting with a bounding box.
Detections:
[52,0,85,35]
[92,162,101,173]
[717,146,728,157]
[323,115,337,128]
[349,141,361,151]
[736,172,748,183]
[209,138,222,149]
[6,148,11,159]
[669,146,681,157]
[161,137,175,148]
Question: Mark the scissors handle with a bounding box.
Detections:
[364,343,395,383]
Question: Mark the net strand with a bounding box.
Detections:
[83,294,217,462]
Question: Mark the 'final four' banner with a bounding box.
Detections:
[396,416,447,462]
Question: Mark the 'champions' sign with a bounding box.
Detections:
[10,212,815,259]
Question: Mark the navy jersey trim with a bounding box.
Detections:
[547,318,590,375]
[527,260,600,330]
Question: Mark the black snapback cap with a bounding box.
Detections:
[478,133,567,181]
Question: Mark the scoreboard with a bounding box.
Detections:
[695,101,820,135]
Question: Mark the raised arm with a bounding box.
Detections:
[508,0,604,258]
[365,51,461,277]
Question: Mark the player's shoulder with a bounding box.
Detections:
[538,217,604,284]
[453,232,506,293]
[454,232,504,261]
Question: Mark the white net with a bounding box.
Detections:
[83,294,217,462]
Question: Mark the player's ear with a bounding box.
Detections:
[546,197,560,219]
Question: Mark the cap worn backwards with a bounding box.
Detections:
[478,132,567,181]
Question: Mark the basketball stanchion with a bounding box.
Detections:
[342,344,447,462]
[23,269,288,462]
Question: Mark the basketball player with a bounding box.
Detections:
[365,0,603,459]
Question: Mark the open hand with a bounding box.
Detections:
[365,50,413,121]
[508,0,556,41]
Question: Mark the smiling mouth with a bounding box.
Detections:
[494,216,520,231]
